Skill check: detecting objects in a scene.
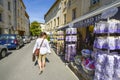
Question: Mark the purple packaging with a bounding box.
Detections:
[104,55,114,78]
[65,44,76,62]
[114,55,120,79]
[94,71,101,80]
[94,23,100,33]
[94,22,108,34]
[114,55,120,69]
[67,36,70,42]
[93,38,98,48]
[96,52,107,65]
[102,38,108,49]
[71,28,77,34]
[116,37,120,49]
[68,36,71,42]
[66,28,70,34]
[70,44,76,61]
[71,44,76,56]
[108,22,117,33]
[95,63,102,73]
[96,37,107,49]
[117,23,120,33]
[66,28,77,34]
[71,36,77,42]
[65,45,71,61]
[96,38,102,49]
[99,23,108,33]
[114,70,120,79]
[108,37,116,50]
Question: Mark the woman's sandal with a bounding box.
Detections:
[39,70,43,75]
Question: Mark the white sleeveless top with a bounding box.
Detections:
[33,38,51,55]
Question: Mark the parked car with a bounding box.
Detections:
[22,36,31,44]
[0,34,24,49]
[0,45,8,58]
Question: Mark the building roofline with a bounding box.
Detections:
[25,11,29,19]
[20,0,26,9]
[44,0,59,19]
[39,22,45,24]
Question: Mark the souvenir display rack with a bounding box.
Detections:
[65,28,77,62]
[57,31,65,55]
[93,19,120,80]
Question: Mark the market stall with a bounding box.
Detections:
[57,31,65,55]
[56,2,120,80]
[93,7,120,80]
[65,28,77,62]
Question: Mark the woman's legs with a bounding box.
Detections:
[41,55,46,70]
[38,54,42,71]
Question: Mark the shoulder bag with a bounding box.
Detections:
[32,39,44,61]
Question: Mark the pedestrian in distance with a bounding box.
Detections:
[33,32,51,74]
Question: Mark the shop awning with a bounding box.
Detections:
[73,0,120,28]
[57,25,69,31]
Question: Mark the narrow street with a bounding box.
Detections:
[0,40,79,80]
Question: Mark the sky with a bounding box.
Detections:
[23,0,56,23]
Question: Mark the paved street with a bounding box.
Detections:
[0,40,79,80]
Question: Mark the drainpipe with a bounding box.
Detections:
[14,0,17,34]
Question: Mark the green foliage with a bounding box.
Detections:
[47,35,50,41]
[30,21,41,36]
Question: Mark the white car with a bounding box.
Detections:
[0,45,8,58]
[22,36,31,44]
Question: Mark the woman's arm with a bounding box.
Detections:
[45,39,51,53]
[32,39,38,53]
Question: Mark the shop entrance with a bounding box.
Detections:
[18,31,25,36]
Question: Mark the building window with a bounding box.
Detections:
[54,19,56,27]
[8,15,11,25]
[72,8,76,20]
[64,14,66,24]
[64,1,66,7]
[91,0,100,5]
[21,7,22,11]
[18,10,19,17]
[64,1,66,6]
[0,13,2,22]
[68,0,71,7]
[57,17,59,26]
[48,23,49,28]
[51,21,52,29]
[8,2,11,11]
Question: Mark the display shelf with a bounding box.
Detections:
[65,41,77,44]
[94,18,120,80]
[94,20,120,52]
[95,33,120,36]
[66,34,76,36]
[94,48,120,53]
[57,31,65,55]
[65,28,77,62]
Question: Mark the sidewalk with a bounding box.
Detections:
[36,49,79,80]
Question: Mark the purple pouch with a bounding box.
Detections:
[117,23,120,33]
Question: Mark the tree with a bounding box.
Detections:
[47,35,50,41]
[30,21,41,36]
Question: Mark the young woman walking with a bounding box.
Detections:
[33,32,51,73]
